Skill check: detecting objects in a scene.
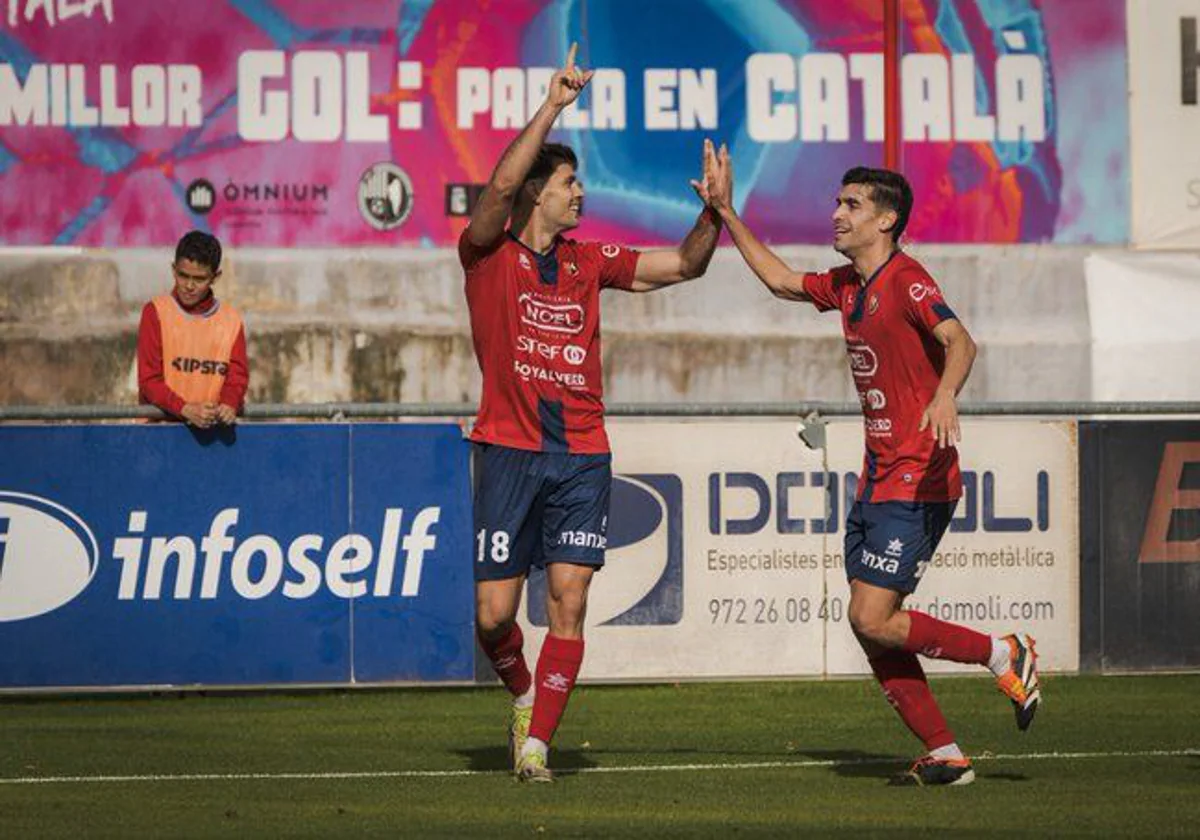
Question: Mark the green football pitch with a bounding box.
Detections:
[2,674,1197,837]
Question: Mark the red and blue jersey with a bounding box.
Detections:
[461,230,640,454]
[802,251,962,503]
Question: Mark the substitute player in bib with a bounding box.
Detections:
[462,45,721,782]
[137,230,247,427]
[703,150,1040,787]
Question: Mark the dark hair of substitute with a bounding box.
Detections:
[841,167,914,242]
[174,230,223,274]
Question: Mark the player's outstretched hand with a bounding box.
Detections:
[547,42,593,109]
[689,138,717,204]
[918,390,961,449]
[702,141,733,213]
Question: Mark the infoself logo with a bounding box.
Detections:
[0,492,99,622]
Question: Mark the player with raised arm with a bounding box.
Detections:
[703,147,1040,787]
[461,45,722,782]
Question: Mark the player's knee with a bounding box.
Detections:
[848,603,888,642]
[546,588,587,629]
[475,596,517,638]
[475,612,514,640]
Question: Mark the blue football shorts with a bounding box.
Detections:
[843,499,958,594]
[471,442,611,582]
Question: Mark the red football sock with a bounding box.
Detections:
[868,649,955,751]
[529,634,585,744]
[903,610,992,665]
[477,623,532,698]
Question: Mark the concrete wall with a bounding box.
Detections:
[0,244,1098,407]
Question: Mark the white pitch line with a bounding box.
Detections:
[1,749,1196,786]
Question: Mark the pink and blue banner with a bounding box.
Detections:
[0,0,1128,246]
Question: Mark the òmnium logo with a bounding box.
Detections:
[185,178,332,229]
[359,163,415,231]
[185,179,216,214]
[0,492,98,622]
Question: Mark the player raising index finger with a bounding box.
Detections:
[458,44,722,783]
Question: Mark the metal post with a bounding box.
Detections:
[883,0,902,171]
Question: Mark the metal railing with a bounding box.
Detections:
[2,401,1199,422]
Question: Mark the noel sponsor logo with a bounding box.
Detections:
[518,293,584,335]
[847,342,878,378]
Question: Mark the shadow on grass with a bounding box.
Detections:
[454,745,599,773]
[580,746,783,760]
[978,770,1031,782]
[455,743,1034,784]
[795,748,907,780]
[799,749,1033,784]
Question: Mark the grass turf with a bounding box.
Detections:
[2,674,1198,837]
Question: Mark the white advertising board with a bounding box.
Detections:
[1085,251,1200,401]
[1129,0,1200,248]
[521,419,1079,681]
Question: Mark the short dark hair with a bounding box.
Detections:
[174,230,222,274]
[519,143,578,204]
[841,167,913,242]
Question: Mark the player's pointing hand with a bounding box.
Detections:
[547,42,594,109]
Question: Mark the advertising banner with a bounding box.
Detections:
[1129,0,1200,248]
[0,0,1127,246]
[523,419,1078,682]
[1079,421,1200,670]
[0,423,473,689]
[1085,252,1200,401]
